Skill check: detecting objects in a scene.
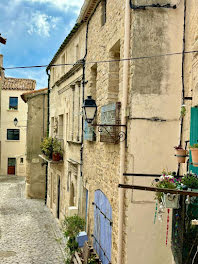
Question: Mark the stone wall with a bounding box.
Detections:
[47,23,86,222]
[83,1,125,263]
[25,91,48,199]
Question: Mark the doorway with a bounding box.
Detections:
[8,158,16,175]
[57,176,61,219]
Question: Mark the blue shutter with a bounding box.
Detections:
[189,107,198,174]
[94,190,112,264]
[84,120,96,141]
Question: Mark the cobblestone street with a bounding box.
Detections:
[0,175,66,264]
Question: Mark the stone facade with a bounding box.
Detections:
[46,23,86,221]
[21,88,48,199]
[46,0,198,263]
[0,55,36,177]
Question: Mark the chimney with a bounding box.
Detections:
[0,54,3,68]
[0,54,4,79]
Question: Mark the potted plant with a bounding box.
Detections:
[52,138,63,161]
[181,173,198,190]
[153,171,181,209]
[40,137,53,159]
[174,145,187,163]
[62,215,85,263]
[190,143,198,167]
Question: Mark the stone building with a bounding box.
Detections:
[21,88,48,199]
[0,55,36,176]
[46,0,198,264]
[46,23,87,221]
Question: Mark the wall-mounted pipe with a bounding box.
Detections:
[117,0,130,263]
[177,0,186,176]
[45,69,50,205]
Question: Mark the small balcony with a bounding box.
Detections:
[39,137,64,165]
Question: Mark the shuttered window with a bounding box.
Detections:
[189,107,198,174]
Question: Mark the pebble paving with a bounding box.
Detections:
[0,175,66,264]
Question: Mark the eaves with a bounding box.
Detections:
[47,22,84,71]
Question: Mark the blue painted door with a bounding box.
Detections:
[189,107,198,174]
[93,190,112,264]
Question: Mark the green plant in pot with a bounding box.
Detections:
[190,143,198,167]
[181,173,198,190]
[62,215,85,263]
[40,137,53,159]
[52,138,63,161]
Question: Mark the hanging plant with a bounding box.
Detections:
[153,171,181,209]
[180,104,186,118]
[190,143,198,167]
[174,145,188,163]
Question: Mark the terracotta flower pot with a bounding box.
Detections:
[190,148,198,167]
[52,153,61,161]
[175,148,187,163]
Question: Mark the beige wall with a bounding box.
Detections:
[25,92,48,199]
[47,24,86,222]
[0,89,28,176]
[126,1,184,264]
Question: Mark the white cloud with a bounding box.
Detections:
[26,0,84,12]
[6,68,48,90]
[27,12,60,37]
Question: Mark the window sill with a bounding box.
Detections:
[7,109,18,112]
[6,140,20,142]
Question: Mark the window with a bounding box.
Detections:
[9,97,18,110]
[7,129,20,140]
[101,0,107,26]
[20,158,23,163]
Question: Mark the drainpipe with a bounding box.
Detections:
[117,0,130,263]
[45,69,50,205]
[177,0,186,175]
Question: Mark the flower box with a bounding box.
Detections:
[163,193,180,209]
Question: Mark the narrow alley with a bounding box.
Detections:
[0,175,65,264]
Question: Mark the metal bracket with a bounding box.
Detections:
[92,124,127,143]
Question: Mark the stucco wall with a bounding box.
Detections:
[0,89,28,176]
[126,1,184,264]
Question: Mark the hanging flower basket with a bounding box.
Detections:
[174,145,187,163]
[190,144,198,167]
[163,193,180,209]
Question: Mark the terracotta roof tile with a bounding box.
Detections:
[21,88,48,102]
[2,77,36,91]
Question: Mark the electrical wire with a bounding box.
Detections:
[192,246,198,264]
[2,49,198,70]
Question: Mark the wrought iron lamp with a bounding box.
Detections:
[83,96,127,142]
[82,96,97,124]
[14,117,18,127]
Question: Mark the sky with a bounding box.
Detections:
[0,0,84,89]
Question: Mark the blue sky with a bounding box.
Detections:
[0,0,84,89]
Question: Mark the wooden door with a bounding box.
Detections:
[8,158,16,175]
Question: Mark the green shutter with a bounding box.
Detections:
[189,107,198,173]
